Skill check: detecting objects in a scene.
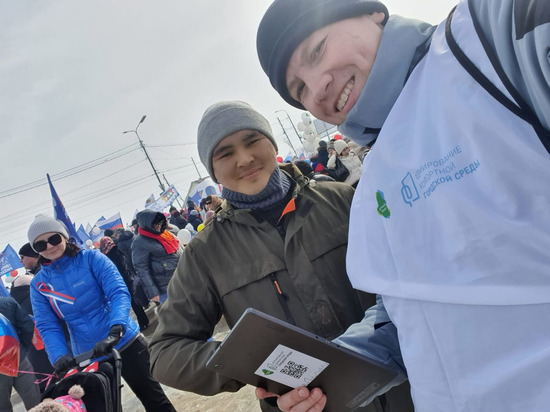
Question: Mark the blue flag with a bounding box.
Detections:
[47,174,82,245]
[0,278,9,297]
[0,244,22,276]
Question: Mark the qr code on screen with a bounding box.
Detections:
[280,361,308,379]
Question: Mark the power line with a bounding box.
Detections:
[0,143,141,199]
[0,140,207,247]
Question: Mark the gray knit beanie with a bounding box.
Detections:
[197,101,278,183]
[28,214,70,251]
[257,0,389,110]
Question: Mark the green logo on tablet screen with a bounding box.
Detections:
[262,369,274,376]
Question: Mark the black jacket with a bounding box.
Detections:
[169,212,188,229]
[132,210,182,299]
[188,215,203,231]
[105,246,136,294]
[10,285,33,315]
[317,147,329,167]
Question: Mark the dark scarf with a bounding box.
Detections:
[222,167,292,210]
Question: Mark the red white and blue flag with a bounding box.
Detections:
[0,314,20,376]
[98,213,123,231]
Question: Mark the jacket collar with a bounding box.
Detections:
[217,163,308,225]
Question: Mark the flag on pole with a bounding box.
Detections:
[186,177,222,205]
[0,245,21,275]
[144,185,180,212]
[47,174,82,245]
[98,213,123,231]
[0,278,9,297]
[144,194,155,208]
[77,228,91,244]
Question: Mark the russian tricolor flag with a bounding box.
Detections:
[98,213,123,231]
[0,314,20,377]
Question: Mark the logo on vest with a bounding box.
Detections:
[375,191,391,218]
[401,172,419,207]
[398,145,481,206]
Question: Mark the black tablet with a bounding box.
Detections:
[206,308,398,412]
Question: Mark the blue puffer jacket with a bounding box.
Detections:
[30,249,139,365]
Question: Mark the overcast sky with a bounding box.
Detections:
[0,0,457,251]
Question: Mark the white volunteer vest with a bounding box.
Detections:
[347,0,550,410]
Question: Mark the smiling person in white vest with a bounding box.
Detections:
[256,0,550,411]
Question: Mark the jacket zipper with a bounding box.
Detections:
[269,273,296,325]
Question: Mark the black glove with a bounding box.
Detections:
[92,325,124,357]
[53,354,76,375]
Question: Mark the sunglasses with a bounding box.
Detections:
[33,233,63,252]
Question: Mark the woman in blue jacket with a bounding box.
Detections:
[28,214,175,412]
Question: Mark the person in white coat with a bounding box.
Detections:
[327,140,363,187]
[256,0,550,411]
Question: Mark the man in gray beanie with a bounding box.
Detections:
[257,0,550,411]
[149,101,382,412]
[197,101,278,183]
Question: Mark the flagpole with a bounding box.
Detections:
[123,115,166,192]
[276,117,298,156]
[191,157,202,179]
[163,174,184,209]
[276,110,302,143]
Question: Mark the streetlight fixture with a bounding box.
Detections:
[276,109,302,143]
[123,115,166,192]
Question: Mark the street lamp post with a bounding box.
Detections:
[276,117,298,157]
[123,115,166,192]
[276,109,302,143]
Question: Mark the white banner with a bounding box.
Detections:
[145,185,179,212]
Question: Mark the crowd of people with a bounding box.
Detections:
[2,0,548,411]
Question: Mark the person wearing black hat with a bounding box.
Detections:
[19,243,40,275]
[315,139,329,168]
[168,205,188,229]
[12,243,40,314]
[257,0,550,411]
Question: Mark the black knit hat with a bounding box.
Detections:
[19,242,39,258]
[257,0,389,110]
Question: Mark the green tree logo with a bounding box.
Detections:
[376,191,391,218]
